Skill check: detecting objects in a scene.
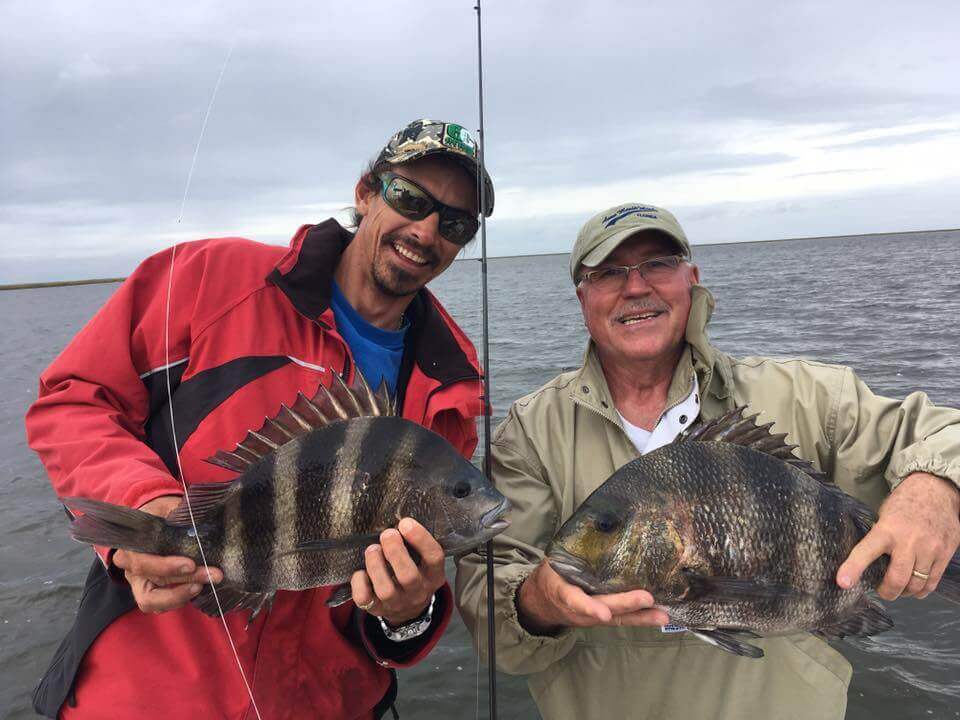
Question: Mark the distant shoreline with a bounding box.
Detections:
[0,277,126,291]
[2,227,957,288]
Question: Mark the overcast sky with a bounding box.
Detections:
[2,0,959,282]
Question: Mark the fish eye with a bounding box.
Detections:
[594,513,618,533]
[452,480,472,499]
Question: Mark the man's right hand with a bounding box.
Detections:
[112,495,224,614]
[516,559,669,635]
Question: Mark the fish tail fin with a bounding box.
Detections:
[61,496,170,554]
[936,552,960,604]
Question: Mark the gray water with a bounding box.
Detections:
[1,231,959,719]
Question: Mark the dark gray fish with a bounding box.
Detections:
[546,407,960,658]
[63,372,511,618]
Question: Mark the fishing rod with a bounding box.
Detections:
[474,2,499,719]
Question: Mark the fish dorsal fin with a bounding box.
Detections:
[681,406,828,484]
[205,369,395,473]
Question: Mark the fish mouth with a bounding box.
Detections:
[546,548,602,593]
[443,497,512,555]
[480,496,512,532]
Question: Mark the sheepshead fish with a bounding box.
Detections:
[546,408,960,658]
[63,372,511,618]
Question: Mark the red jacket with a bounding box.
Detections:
[26,220,484,720]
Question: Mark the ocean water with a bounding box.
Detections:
[1,230,958,719]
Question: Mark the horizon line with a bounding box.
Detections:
[2,226,958,290]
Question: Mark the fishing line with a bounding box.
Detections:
[178,39,236,224]
[166,39,265,720]
[164,247,264,720]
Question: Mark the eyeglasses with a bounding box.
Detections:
[379,172,479,246]
[578,255,684,290]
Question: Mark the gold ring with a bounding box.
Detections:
[911,569,930,581]
[357,599,376,611]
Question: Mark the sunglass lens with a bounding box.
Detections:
[439,213,479,245]
[384,179,432,219]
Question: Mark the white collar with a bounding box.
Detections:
[618,373,701,454]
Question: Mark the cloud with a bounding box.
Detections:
[821,127,960,150]
[2,0,960,282]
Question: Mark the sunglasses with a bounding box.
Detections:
[379,172,479,246]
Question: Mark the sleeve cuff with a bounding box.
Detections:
[358,584,454,668]
[502,568,575,648]
[886,449,960,492]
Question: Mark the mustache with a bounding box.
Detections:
[615,302,669,320]
[382,232,439,266]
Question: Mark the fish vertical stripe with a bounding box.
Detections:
[296,422,348,585]
[241,455,276,590]
[355,417,403,529]
[330,420,373,538]
[270,438,301,588]
[222,481,245,583]
[783,462,818,623]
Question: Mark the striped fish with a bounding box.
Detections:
[62,372,511,618]
[546,407,960,658]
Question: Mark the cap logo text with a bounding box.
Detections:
[602,205,659,228]
[442,123,477,158]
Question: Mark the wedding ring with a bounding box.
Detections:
[911,569,930,581]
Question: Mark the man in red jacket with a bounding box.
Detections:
[26,118,494,720]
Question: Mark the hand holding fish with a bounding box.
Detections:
[112,495,224,614]
[350,518,447,626]
[517,559,668,634]
[837,472,960,600]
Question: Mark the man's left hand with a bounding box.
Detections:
[837,472,960,600]
[350,517,446,626]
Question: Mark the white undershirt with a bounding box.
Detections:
[617,373,701,454]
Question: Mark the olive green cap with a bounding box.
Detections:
[570,203,691,283]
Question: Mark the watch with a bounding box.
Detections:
[378,593,436,642]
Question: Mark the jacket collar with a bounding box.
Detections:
[572,283,731,421]
[685,284,732,401]
[266,220,481,387]
[268,220,351,320]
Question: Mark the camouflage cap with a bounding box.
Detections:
[570,203,692,283]
[374,119,495,217]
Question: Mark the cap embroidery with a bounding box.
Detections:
[602,205,660,228]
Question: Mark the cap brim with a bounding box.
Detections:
[580,226,688,268]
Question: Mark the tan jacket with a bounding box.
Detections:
[455,285,960,720]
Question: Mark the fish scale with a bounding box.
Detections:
[547,406,959,658]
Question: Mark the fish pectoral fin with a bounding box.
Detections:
[192,584,275,622]
[166,482,233,526]
[325,584,354,607]
[690,628,764,658]
[813,599,893,640]
[279,532,381,556]
[682,570,809,604]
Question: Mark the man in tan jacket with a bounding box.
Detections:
[455,203,960,720]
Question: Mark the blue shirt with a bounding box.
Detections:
[330,281,408,398]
